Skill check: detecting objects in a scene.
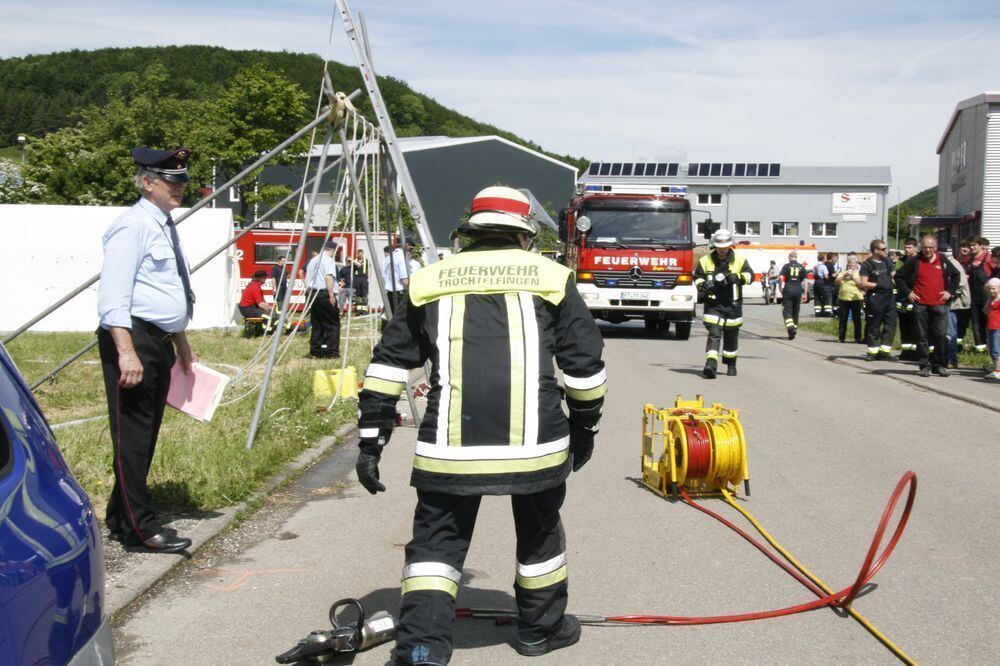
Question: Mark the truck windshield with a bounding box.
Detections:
[583,207,692,247]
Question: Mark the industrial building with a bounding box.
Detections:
[922,92,1000,246]
[217,135,578,247]
[580,162,892,254]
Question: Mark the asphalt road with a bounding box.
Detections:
[113,304,1000,665]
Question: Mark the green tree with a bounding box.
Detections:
[210,63,310,223]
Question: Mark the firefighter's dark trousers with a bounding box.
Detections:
[782,286,802,330]
[914,303,949,370]
[969,298,988,351]
[703,313,741,366]
[864,293,897,357]
[98,319,175,542]
[308,289,340,358]
[395,484,568,665]
[898,303,917,354]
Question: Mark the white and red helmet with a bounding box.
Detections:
[456,186,539,237]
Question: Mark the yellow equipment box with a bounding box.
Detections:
[313,366,359,399]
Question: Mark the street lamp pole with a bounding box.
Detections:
[892,184,901,249]
[16,134,26,164]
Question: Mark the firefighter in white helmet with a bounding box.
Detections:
[693,229,754,378]
[355,185,606,664]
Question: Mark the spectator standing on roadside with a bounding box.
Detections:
[779,251,807,339]
[813,254,830,317]
[966,236,992,353]
[984,277,1000,380]
[895,235,960,378]
[859,239,897,361]
[766,260,780,304]
[954,240,974,349]
[835,254,864,343]
[941,243,969,369]
[897,238,920,360]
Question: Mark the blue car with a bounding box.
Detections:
[0,342,113,665]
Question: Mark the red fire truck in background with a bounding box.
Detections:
[235,229,383,308]
[559,181,701,339]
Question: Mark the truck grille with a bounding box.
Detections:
[592,271,678,289]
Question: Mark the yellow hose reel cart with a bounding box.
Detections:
[642,395,750,500]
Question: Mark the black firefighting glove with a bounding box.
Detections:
[725,272,741,286]
[570,423,598,472]
[356,436,386,494]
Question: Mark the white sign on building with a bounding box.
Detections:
[832,192,877,215]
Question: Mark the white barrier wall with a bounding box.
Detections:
[0,204,239,333]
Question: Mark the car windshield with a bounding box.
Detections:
[583,206,691,247]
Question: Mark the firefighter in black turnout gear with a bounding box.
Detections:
[355,186,606,665]
[694,229,754,378]
[859,239,897,360]
[779,250,807,339]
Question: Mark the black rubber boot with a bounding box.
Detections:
[514,615,581,657]
[788,327,796,340]
[702,358,717,379]
[726,363,737,376]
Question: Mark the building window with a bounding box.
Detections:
[772,221,799,237]
[734,221,760,237]
[697,193,722,206]
[229,186,241,203]
[811,222,838,237]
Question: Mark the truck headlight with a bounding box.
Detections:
[671,295,693,302]
[582,293,600,301]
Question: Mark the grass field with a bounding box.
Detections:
[8,320,378,513]
[799,316,993,369]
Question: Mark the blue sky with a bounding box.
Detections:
[3,0,999,200]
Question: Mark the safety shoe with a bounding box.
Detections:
[932,366,950,377]
[514,615,581,657]
[702,361,717,379]
[726,364,737,376]
[788,328,796,340]
[918,366,931,378]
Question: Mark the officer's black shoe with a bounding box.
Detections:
[124,531,191,554]
[702,360,717,379]
[933,366,950,377]
[918,366,931,378]
[726,364,738,377]
[514,615,581,657]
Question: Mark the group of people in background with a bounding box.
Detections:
[773,235,1000,380]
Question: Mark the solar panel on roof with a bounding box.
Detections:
[687,163,698,176]
[599,163,611,176]
[622,163,633,176]
[610,163,622,176]
[710,163,722,176]
[722,163,733,177]
[747,164,758,177]
[667,163,678,176]
[769,163,781,177]
[698,164,711,176]
[588,163,599,175]
[735,163,746,176]
[634,163,645,176]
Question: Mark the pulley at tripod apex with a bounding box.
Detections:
[641,395,750,500]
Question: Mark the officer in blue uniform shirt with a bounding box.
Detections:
[96,146,197,553]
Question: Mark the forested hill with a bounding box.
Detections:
[0,45,587,169]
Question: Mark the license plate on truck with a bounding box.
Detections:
[621,291,649,300]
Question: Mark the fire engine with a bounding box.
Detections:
[559,179,701,339]
[234,229,385,308]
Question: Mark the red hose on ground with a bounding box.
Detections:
[605,471,917,625]
[457,472,917,628]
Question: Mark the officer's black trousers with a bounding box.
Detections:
[782,286,802,328]
[913,303,950,370]
[395,484,568,665]
[838,300,863,342]
[98,320,175,542]
[704,319,741,365]
[308,289,340,357]
[864,294,897,356]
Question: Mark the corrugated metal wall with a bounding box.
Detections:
[983,109,1000,245]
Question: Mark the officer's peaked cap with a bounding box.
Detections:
[132,146,191,183]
